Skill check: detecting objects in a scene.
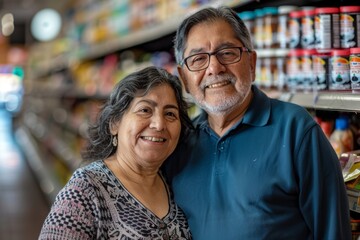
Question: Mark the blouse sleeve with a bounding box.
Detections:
[39,170,98,239]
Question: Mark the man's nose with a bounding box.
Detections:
[206,55,226,74]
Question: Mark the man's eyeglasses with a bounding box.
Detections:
[180,47,250,72]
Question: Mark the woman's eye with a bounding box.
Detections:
[137,107,152,114]
[165,111,179,120]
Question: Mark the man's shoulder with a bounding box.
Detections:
[270,97,310,117]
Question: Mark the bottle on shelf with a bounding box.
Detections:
[330,115,354,158]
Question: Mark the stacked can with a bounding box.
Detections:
[312,51,331,90]
[301,8,316,49]
[254,9,264,49]
[315,7,340,50]
[340,6,360,48]
[350,47,360,91]
[302,49,317,91]
[238,11,255,39]
[263,7,279,49]
[289,10,303,49]
[277,6,298,49]
[239,5,360,92]
[286,49,303,91]
[330,49,351,90]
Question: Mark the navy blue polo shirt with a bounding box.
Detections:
[164,86,351,240]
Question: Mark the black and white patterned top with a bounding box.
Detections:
[39,160,192,240]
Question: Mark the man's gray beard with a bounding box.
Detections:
[191,82,252,116]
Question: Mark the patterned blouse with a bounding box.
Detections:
[39,160,192,239]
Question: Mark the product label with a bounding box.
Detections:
[301,16,316,49]
[289,18,301,48]
[255,58,262,86]
[340,13,358,48]
[350,55,360,89]
[275,57,286,89]
[264,16,277,48]
[254,18,264,49]
[286,56,302,89]
[313,55,329,90]
[260,57,273,87]
[278,15,288,48]
[330,56,351,89]
[315,14,340,49]
[302,55,314,90]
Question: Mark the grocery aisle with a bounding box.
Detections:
[0,107,49,240]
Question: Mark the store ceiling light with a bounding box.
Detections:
[1,13,14,36]
[30,8,62,42]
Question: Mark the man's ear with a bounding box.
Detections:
[177,66,189,93]
[250,51,257,82]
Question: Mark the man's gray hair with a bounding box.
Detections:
[173,6,253,65]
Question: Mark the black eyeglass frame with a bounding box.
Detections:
[180,47,250,72]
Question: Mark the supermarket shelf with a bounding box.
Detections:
[23,111,82,172]
[288,91,360,112]
[15,126,63,203]
[74,0,254,61]
[27,87,109,100]
[29,0,256,77]
[75,17,180,61]
[347,188,360,214]
[31,54,70,79]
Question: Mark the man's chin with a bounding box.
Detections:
[200,103,233,115]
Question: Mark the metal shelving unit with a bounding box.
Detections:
[288,91,360,112]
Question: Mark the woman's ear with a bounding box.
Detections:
[109,121,118,135]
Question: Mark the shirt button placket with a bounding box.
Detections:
[219,141,225,151]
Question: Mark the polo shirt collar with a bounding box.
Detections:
[193,85,271,130]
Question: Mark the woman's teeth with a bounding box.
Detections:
[142,136,166,142]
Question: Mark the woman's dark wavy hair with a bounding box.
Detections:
[82,66,193,162]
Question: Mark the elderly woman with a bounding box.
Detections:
[39,66,193,239]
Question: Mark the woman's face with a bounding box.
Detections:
[112,84,181,169]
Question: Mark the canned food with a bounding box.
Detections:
[312,51,331,90]
[315,7,340,49]
[302,49,317,91]
[330,49,351,90]
[289,10,303,49]
[286,49,303,91]
[340,6,360,48]
[350,47,360,91]
[301,8,316,49]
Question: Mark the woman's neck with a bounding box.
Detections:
[105,156,169,218]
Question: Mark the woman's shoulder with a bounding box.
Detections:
[64,160,108,191]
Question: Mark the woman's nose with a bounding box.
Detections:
[149,114,166,131]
